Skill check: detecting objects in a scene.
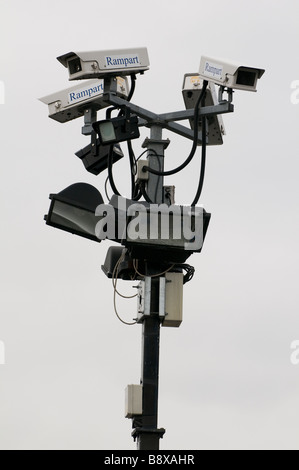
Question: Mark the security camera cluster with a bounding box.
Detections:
[39,48,151,176]
[40,48,265,449]
[40,46,265,250]
[40,47,264,141]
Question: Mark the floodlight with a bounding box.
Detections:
[93,115,140,145]
[110,196,211,263]
[45,183,104,242]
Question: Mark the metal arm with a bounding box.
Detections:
[103,92,234,144]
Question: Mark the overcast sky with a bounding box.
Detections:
[0,0,299,450]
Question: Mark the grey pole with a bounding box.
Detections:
[142,125,169,203]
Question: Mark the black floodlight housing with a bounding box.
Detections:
[75,140,124,175]
[45,183,104,242]
[125,209,211,263]
[92,115,140,145]
[110,196,211,264]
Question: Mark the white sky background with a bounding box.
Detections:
[0,0,299,450]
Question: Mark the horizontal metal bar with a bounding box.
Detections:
[103,93,232,143]
[164,121,203,142]
[103,93,159,122]
[136,117,202,142]
[159,102,234,123]
[104,94,233,122]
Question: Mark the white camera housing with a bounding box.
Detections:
[57,47,150,80]
[199,56,265,92]
[182,73,225,145]
[39,77,129,123]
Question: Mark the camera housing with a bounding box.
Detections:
[39,77,129,123]
[198,56,265,92]
[93,115,140,146]
[57,47,150,80]
[75,141,124,175]
[182,73,225,145]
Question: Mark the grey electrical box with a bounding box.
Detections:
[162,272,184,327]
[125,384,143,418]
[137,277,151,323]
[136,160,149,181]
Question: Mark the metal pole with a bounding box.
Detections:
[137,279,164,450]
[144,125,165,203]
[132,125,166,450]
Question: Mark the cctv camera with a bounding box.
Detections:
[198,56,265,92]
[56,47,150,80]
[39,77,129,123]
[182,73,225,145]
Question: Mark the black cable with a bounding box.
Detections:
[133,187,142,201]
[142,80,208,177]
[136,148,153,162]
[105,74,137,199]
[191,114,207,206]
[106,145,141,201]
[127,140,137,199]
[104,176,110,200]
[140,181,153,203]
[181,264,195,284]
[106,75,137,199]
[107,106,119,119]
[136,148,164,163]
[107,145,121,196]
[126,76,139,199]
[127,74,136,102]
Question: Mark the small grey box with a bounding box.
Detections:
[125,384,143,419]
